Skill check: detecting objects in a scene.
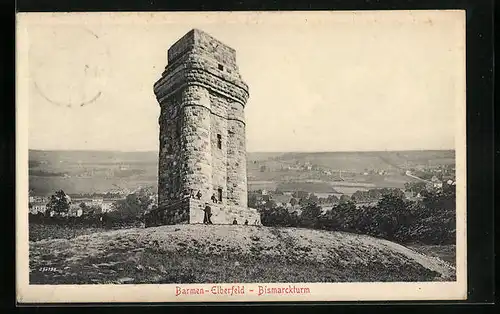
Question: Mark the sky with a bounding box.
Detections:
[19,11,465,152]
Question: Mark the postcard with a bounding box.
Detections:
[16,10,466,303]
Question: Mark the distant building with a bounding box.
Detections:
[30,196,48,203]
[30,202,47,214]
[72,198,95,206]
[101,201,116,213]
[72,196,120,213]
[272,194,292,205]
[68,205,83,217]
[426,181,443,190]
[433,182,443,189]
[442,175,455,183]
[404,191,414,199]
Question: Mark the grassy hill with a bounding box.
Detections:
[29,224,455,284]
[28,150,455,195]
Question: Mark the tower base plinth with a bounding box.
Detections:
[146,198,261,227]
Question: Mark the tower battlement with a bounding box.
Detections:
[167,29,237,67]
[154,29,248,108]
[152,29,258,225]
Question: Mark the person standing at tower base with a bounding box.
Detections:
[203,203,213,224]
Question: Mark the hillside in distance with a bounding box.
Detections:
[28,149,455,196]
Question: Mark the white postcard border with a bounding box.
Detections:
[16,11,467,303]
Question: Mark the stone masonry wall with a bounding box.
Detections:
[167,29,238,73]
[209,92,228,202]
[158,93,184,208]
[155,29,255,224]
[147,198,190,226]
[156,29,248,106]
[189,199,260,225]
[180,85,212,204]
[227,99,247,208]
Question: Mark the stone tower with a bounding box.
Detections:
[152,29,259,225]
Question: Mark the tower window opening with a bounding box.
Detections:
[218,188,223,202]
[217,134,222,149]
[218,64,224,71]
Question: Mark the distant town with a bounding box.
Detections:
[29,154,455,219]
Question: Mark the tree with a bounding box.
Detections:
[327,194,339,204]
[263,199,277,210]
[260,206,293,227]
[79,202,89,212]
[80,202,102,217]
[329,201,357,231]
[90,205,103,216]
[46,190,71,217]
[367,189,382,200]
[111,188,153,220]
[339,194,350,203]
[298,197,308,206]
[308,193,319,203]
[292,190,309,199]
[318,197,327,204]
[374,193,412,239]
[352,190,370,202]
[404,181,427,195]
[420,184,456,213]
[300,202,322,228]
[248,194,259,208]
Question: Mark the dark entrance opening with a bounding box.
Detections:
[217,188,223,203]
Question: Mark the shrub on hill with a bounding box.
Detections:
[260,207,300,227]
[260,185,456,245]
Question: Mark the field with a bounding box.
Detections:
[249,151,455,172]
[29,224,455,284]
[29,149,455,195]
